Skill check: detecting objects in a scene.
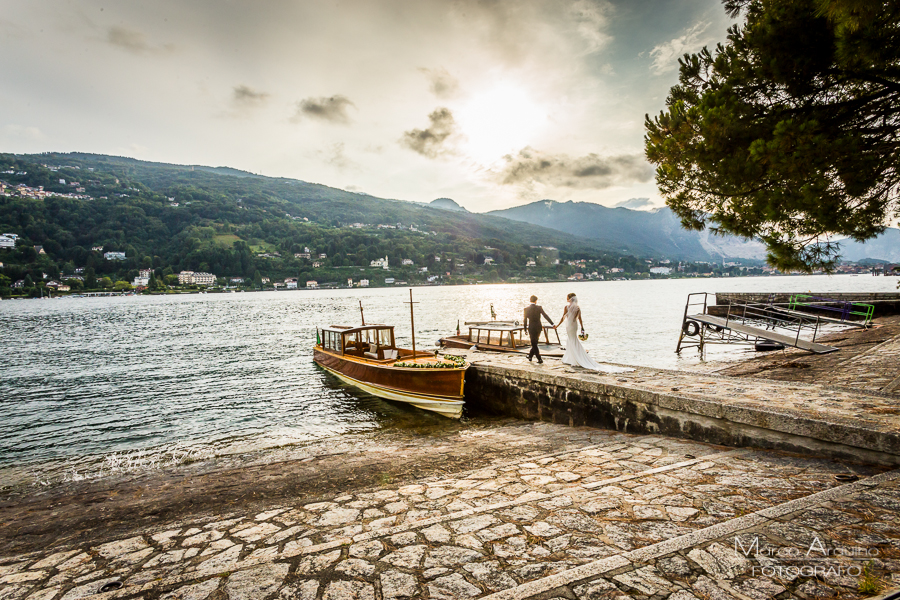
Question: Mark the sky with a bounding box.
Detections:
[0,0,735,213]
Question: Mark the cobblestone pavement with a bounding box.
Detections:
[717,316,900,397]
[1,426,896,600]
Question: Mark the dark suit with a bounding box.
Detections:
[523,303,553,363]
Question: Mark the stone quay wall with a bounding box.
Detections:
[464,363,900,466]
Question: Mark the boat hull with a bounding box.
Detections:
[313,348,466,418]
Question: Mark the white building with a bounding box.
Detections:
[358,279,370,287]
[650,267,672,275]
[285,278,298,289]
[370,256,389,269]
[92,245,104,252]
[385,277,395,284]
[401,259,414,266]
[104,251,126,261]
[483,257,494,265]
[133,270,151,287]
[526,259,536,267]
[306,280,318,289]
[418,267,428,273]
[230,277,244,284]
[0,235,15,249]
[178,271,216,286]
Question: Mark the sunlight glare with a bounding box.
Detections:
[457,83,547,163]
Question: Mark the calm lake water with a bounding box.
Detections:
[1,275,895,489]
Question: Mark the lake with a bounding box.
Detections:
[1,274,895,489]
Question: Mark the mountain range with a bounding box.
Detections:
[486,200,900,263]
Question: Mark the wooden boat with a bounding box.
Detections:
[314,295,468,418]
[439,320,566,357]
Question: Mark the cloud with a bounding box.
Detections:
[419,67,460,99]
[2,124,45,141]
[569,0,613,53]
[648,21,712,75]
[293,95,355,124]
[400,107,460,158]
[319,142,357,171]
[613,197,654,210]
[105,25,174,55]
[232,85,269,109]
[498,147,654,190]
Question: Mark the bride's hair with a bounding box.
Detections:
[567,292,576,300]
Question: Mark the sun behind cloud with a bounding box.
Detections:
[455,82,547,164]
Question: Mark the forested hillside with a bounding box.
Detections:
[0,153,637,294]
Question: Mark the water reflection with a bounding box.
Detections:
[0,275,892,487]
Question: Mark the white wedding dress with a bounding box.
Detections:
[561,299,633,373]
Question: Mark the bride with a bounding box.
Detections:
[554,293,632,373]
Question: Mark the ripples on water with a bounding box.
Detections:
[1,275,893,489]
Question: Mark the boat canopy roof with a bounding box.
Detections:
[320,324,394,335]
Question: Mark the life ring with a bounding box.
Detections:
[682,320,700,337]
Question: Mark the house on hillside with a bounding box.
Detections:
[401,259,414,266]
[35,246,46,255]
[285,278,298,289]
[358,279,369,287]
[306,281,318,289]
[104,251,126,261]
[0,235,15,249]
[370,256,389,269]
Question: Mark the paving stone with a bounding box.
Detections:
[657,555,692,577]
[322,580,375,600]
[690,575,736,600]
[30,551,78,571]
[423,545,483,568]
[160,577,220,600]
[93,536,148,559]
[296,549,341,575]
[279,580,319,600]
[734,578,786,599]
[449,514,498,534]
[182,529,223,546]
[548,510,604,533]
[667,590,700,600]
[428,573,481,599]
[573,578,619,600]
[349,540,384,559]
[388,532,418,546]
[464,560,518,590]
[60,577,123,599]
[477,523,520,542]
[335,558,376,577]
[313,508,360,527]
[380,570,418,599]
[524,521,563,538]
[380,545,427,569]
[194,544,243,575]
[233,522,280,543]
[795,580,837,597]
[423,567,450,579]
[254,508,288,521]
[612,566,671,595]
[422,524,452,543]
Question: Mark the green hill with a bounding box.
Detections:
[0,152,641,293]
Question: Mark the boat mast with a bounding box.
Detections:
[406,289,418,356]
[359,300,365,325]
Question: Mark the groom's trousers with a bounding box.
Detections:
[527,328,543,363]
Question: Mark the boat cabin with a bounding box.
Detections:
[319,325,400,361]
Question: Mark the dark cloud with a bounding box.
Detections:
[400,107,459,158]
[232,85,269,108]
[613,197,654,209]
[106,26,173,55]
[419,67,460,99]
[294,95,355,124]
[498,147,654,189]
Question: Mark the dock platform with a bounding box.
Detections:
[686,313,839,354]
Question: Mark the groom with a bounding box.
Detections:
[523,295,554,364]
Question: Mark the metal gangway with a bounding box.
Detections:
[676,292,841,356]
